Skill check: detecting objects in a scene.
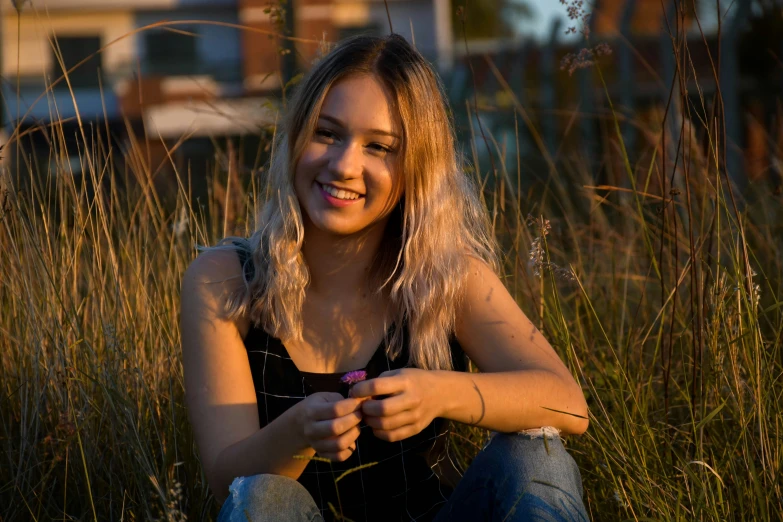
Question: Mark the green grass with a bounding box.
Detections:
[2,18,783,522]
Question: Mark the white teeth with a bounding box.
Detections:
[322,183,360,200]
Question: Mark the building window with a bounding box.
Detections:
[144,28,200,76]
[51,35,102,89]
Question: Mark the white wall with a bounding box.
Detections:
[2,11,137,79]
[1,1,176,12]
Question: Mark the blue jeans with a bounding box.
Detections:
[217,432,589,521]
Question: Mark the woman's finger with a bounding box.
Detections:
[360,394,413,417]
[309,397,363,421]
[316,392,348,402]
[319,448,354,463]
[312,425,361,454]
[364,410,415,431]
[308,410,362,439]
[372,424,418,443]
[349,375,406,399]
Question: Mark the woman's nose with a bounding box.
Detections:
[328,142,363,179]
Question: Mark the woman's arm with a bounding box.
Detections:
[352,256,587,439]
[435,368,587,434]
[446,256,588,434]
[180,250,313,503]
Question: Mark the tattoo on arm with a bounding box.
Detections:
[468,381,486,426]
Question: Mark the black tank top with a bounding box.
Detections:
[236,245,466,521]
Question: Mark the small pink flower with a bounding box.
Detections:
[340,370,367,385]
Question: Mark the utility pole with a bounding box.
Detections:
[281,0,296,86]
[0,3,6,164]
[0,5,14,171]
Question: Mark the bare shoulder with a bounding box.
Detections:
[464,254,498,278]
[183,247,245,293]
[181,247,250,337]
[456,254,570,374]
[460,254,504,304]
[455,254,507,336]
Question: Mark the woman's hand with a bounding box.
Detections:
[295,393,364,462]
[349,368,444,442]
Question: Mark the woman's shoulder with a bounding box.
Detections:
[183,246,244,288]
[181,245,250,334]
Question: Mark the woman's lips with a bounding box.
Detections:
[317,182,364,208]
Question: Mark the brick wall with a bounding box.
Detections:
[240,0,285,92]
[593,0,692,36]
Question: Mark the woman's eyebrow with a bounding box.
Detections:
[318,114,400,140]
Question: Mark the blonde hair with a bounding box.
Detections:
[223,34,499,370]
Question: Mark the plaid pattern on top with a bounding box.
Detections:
[236,245,466,521]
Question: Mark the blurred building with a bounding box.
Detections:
[0,0,452,174]
[240,0,453,94]
[592,0,691,36]
[3,0,779,191]
[443,0,783,193]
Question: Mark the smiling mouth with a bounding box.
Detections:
[317,181,365,200]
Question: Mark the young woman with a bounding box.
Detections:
[180,34,589,522]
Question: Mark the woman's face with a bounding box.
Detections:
[294,73,404,238]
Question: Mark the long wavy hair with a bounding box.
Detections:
[221,34,499,370]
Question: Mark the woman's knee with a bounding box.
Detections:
[475,430,588,521]
[492,430,580,475]
[217,474,323,522]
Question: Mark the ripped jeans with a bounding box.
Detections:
[217,429,589,522]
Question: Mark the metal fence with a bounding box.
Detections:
[444,1,776,195]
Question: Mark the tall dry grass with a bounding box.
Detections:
[2,9,782,522]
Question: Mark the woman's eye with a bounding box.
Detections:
[367,143,393,155]
[315,129,336,141]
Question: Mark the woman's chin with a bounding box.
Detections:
[307,218,363,237]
